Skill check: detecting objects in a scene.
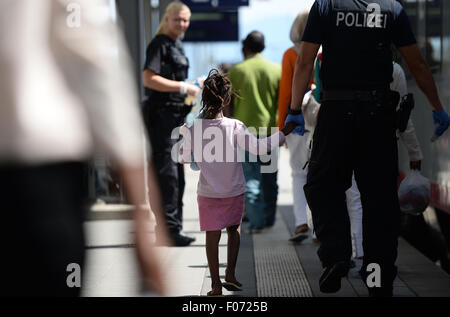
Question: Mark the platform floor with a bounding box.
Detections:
[82,147,450,297]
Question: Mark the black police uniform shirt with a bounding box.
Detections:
[143,34,189,106]
[302,0,417,91]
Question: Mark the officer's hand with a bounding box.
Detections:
[432,109,450,140]
[284,113,305,136]
[186,82,201,97]
[281,121,298,136]
[410,160,421,171]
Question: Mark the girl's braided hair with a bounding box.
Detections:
[200,69,234,119]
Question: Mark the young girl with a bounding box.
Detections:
[179,69,297,296]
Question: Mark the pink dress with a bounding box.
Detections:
[179,117,285,231]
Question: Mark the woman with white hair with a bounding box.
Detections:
[278,11,313,241]
[142,1,200,246]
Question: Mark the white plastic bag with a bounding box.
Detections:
[398,170,431,215]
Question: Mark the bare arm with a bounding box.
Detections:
[398,44,443,112]
[142,69,182,92]
[236,126,287,155]
[119,162,169,295]
[290,42,320,111]
[142,69,200,96]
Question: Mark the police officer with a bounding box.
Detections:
[142,2,200,246]
[287,0,450,296]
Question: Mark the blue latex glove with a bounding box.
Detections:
[285,113,306,136]
[431,109,450,141]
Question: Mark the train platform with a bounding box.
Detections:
[82,147,450,297]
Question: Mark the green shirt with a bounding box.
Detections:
[228,53,281,134]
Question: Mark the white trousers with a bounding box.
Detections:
[286,134,363,258]
[286,134,310,228]
[346,175,364,258]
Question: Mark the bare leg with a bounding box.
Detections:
[206,230,222,295]
[225,225,241,285]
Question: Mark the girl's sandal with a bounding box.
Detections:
[222,281,243,291]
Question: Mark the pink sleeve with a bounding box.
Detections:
[234,121,285,155]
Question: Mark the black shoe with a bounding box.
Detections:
[172,233,196,246]
[319,261,349,293]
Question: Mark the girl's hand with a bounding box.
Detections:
[281,121,298,136]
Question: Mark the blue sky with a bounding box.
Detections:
[184,0,315,80]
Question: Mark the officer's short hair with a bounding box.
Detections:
[242,31,265,53]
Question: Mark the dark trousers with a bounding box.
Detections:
[304,99,400,289]
[0,162,86,297]
[143,103,188,235]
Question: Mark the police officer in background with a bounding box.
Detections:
[287,0,450,296]
[142,2,200,246]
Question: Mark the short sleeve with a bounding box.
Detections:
[302,0,329,44]
[143,38,163,74]
[392,2,417,48]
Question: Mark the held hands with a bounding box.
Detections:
[431,109,450,141]
[284,113,306,136]
[281,121,298,136]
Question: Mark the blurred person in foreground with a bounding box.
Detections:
[142,1,200,246]
[0,0,167,296]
